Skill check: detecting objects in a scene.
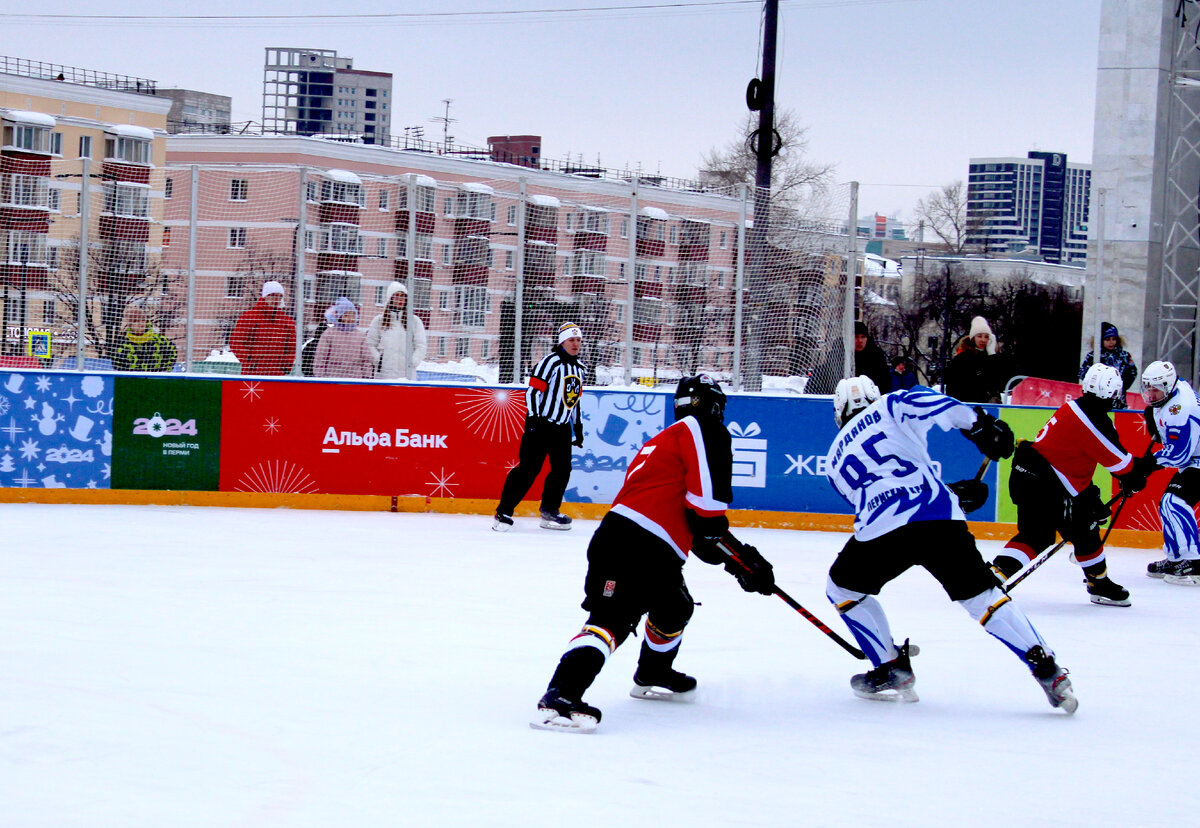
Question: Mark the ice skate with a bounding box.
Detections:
[1024,645,1078,714]
[1147,557,1172,579]
[530,690,601,733]
[539,510,572,530]
[492,513,513,532]
[851,640,918,703]
[1164,558,1200,586]
[630,666,698,702]
[1085,574,1131,606]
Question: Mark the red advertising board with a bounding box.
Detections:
[1010,377,1145,410]
[219,379,531,498]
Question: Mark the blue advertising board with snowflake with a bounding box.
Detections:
[0,372,114,489]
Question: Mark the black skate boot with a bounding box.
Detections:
[1024,645,1078,714]
[492,512,514,532]
[851,639,918,703]
[630,640,697,701]
[1084,565,1131,607]
[991,554,1025,583]
[539,510,573,530]
[1147,557,1173,579]
[531,646,605,732]
[1164,558,1200,586]
[532,690,602,733]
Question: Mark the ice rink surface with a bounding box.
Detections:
[2,503,1195,828]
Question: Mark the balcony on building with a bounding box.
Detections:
[102,125,154,186]
[452,183,493,239]
[525,195,559,245]
[636,206,667,259]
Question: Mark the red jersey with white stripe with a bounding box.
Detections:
[610,416,733,561]
[1032,397,1134,495]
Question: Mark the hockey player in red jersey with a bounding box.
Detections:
[990,364,1154,606]
[532,375,776,733]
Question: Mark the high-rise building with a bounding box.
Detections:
[966,151,1091,264]
[262,48,392,145]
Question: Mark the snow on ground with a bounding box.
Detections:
[1,503,1195,827]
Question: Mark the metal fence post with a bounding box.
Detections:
[733,183,748,391]
[626,182,638,386]
[76,158,90,369]
[841,182,860,381]
[513,177,527,383]
[186,165,198,371]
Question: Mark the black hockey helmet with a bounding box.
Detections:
[674,374,726,424]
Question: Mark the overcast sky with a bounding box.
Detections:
[3,0,1102,219]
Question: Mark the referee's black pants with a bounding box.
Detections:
[497,417,573,516]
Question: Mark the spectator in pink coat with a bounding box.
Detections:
[314,297,375,379]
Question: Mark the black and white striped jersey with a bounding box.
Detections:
[526,349,585,424]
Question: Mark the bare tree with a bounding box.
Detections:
[910,181,990,255]
[699,109,835,208]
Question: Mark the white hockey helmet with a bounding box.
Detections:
[1082,363,1122,402]
[833,375,881,426]
[1142,360,1178,408]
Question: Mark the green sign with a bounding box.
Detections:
[112,377,222,490]
[996,407,1111,523]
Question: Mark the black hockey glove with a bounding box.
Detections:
[1143,407,1161,444]
[961,408,1015,461]
[1118,454,1160,496]
[722,538,775,596]
[948,478,989,513]
[1068,484,1110,537]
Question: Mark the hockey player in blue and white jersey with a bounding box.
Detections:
[823,376,1077,713]
[1142,361,1200,585]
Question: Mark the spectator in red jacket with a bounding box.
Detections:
[229,280,297,375]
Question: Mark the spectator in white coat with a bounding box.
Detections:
[366,282,428,380]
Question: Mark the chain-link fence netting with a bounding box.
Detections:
[10,158,862,391]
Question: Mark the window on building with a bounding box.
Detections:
[104,135,151,165]
[48,132,62,156]
[43,299,57,324]
[456,285,487,328]
[79,135,93,159]
[375,284,387,306]
[104,183,149,218]
[162,227,171,247]
[3,174,48,208]
[164,178,174,199]
[321,179,363,206]
[226,273,248,298]
[376,238,388,257]
[378,190,390,210]
[323,225,361,254]
[507,204,517,225]
[229,179,249,201]
[456,338,470,359]
[444,197,453,217]
[366,88,378,97]
[3,123,51,153]
[411,277,431,310]
[620,219,629,239]
[228,227,247,249]
[455,190,492,220]
[505,250,514,270]
[413,185,435,213]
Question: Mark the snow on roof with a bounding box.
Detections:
[579,204,611,212]
[324,169,363,185]
[529,194,561,208]
[2,110,56,127]
[461,182,494,195]
[639,206,669,220]
[106,124,155,140]
[863,253,902,278]
[411,174,437,188]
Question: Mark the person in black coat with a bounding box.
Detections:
[853,321,891,393]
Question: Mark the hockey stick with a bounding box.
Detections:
[715,538,866,660]
[1003,492,1124,593]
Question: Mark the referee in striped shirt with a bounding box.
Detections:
[494,321,586,532]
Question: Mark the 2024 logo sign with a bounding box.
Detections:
[132,413,198,439]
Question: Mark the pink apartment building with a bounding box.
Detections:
[163,134,749,379]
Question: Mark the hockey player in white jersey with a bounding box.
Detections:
[823,377,1077,713]
[1142,361,1200,585]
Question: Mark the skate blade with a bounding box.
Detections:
[529,709,598,733]
[539,521,572,531]
[1088,594,1132,606]
[1147,572,1166,580]
[1164,574,1200,586]
[629,685,696,702]
[492,521,512,533]
[1055,693,1079,715]
[853,687,919,703]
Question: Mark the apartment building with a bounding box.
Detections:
[0,60,169,360]
[262,48,392,145]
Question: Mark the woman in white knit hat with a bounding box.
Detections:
[945,316,1001,403]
